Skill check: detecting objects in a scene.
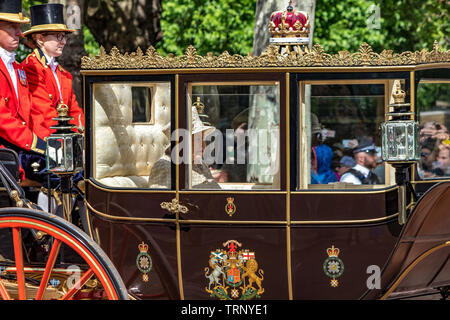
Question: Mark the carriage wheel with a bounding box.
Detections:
[0,207,128,300]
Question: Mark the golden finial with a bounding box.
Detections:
[393,82,406,104]
[56,103,69,117]
[10,190,23,208]
[31,162,40,173]
[193,97,205,114]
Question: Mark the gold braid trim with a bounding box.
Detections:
[81,41,450,70]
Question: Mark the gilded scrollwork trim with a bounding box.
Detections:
[81,41,450,70]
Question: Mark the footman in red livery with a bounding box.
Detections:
[21,3,84,138]
[0,0,47,182]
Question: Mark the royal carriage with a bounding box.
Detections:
[0,2,449,300]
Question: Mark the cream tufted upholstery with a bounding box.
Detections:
[93,82,171,188]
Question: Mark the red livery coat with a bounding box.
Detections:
[0,58,47,155]
[20,49,85,137]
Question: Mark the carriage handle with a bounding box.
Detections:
[160,198,189,215]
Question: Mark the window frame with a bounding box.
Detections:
[178,73,287,192]
[130,84,156,125]
[290,72,411,191]
[412,68,450,183]
[185,81,281,191]
[85,74,176,192]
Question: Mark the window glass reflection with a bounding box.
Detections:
[186,84,280,190]
[305,83,386,188]
[131,86,153,123]
[417,82,450,179]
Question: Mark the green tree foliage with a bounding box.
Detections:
[379,0,449,52]
[157,0,448,57]
[156,0,257,56]
[315,0,449,54]
[314,1,385,53]
[83,25,101,56]
[19,0,449,57]
[417,83,450,113]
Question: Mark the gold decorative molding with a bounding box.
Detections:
[81,41,450,70]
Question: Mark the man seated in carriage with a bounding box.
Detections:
[0,0,49,185]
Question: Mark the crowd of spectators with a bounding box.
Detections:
[418,121,450,178]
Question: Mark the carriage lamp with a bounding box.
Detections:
[46,103,84,222]
[381,82,419,225]
[46,104,84,175]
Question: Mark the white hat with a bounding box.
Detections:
[191,106,215,136]
[311,113,322,134]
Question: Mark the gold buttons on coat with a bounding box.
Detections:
[5,98,8,102]
[49,94,53,100]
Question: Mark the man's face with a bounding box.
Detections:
[363,152,377,169]
[0,21,22,52]
[437,148,450,169]
[420,147,433,167]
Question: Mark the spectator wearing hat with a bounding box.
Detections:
[335,156,356,181]
[0,0,49,181]
[20,3,84,138]
[340,142,380,185]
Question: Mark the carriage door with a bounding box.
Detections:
[174,73,288,299]
[290,73,412,299]
[412,67,450,193]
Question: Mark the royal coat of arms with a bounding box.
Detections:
[204,240,264,300]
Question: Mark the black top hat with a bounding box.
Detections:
[0,0,29,24]
[23,4,74,37]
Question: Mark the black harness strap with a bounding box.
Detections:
[347,168,379,185]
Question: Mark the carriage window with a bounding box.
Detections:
[300,83,388,189]
[92,82,171,189]
[131,86,154,123]
[416,81,450,179]
[185,83,280,190]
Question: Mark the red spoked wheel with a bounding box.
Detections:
[0,207,128,300]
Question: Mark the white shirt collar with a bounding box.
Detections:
[43,52,58,71]
[0,47,16,66]
[353,163,370,177]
